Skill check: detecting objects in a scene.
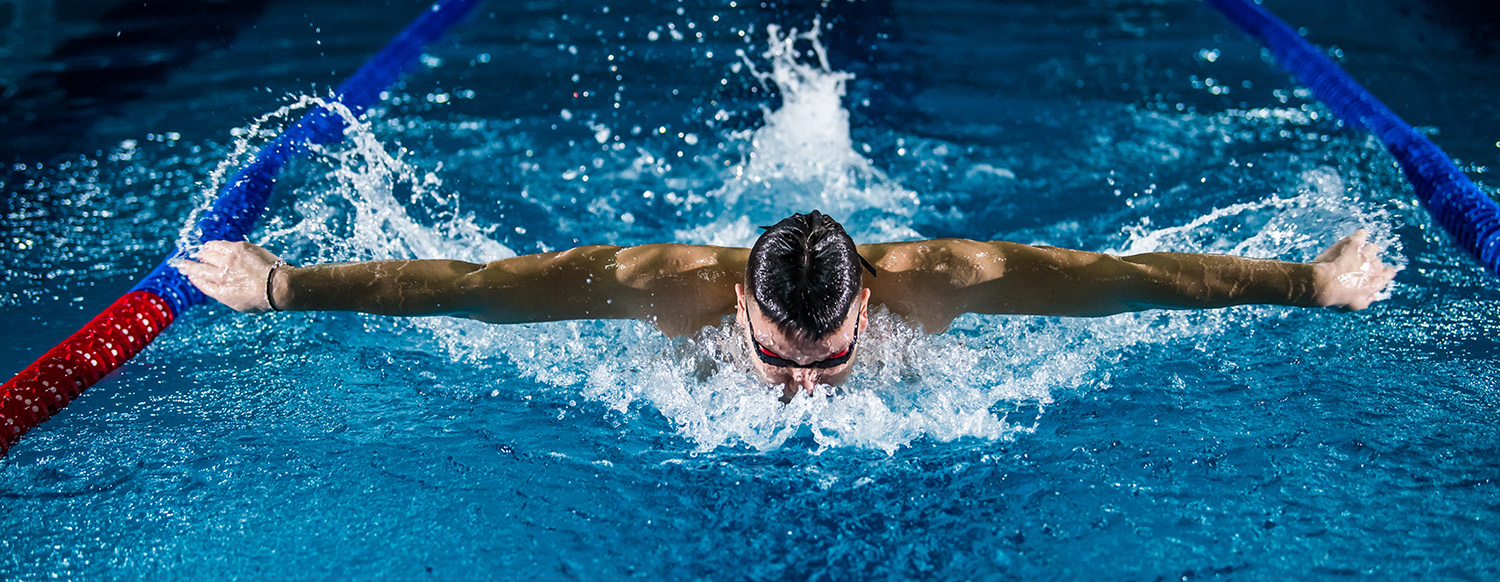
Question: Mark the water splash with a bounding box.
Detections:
[176,94,330,255]
[419,307,1060,454]
[171,94,510,264]
[259,106,511,264]
[679,20,921,246]
[1112,166,1400,261]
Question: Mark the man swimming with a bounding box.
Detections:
[180,211,1396,400]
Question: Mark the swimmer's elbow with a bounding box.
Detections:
[449,260,530,321]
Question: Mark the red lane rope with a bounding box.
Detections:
[1,291,175,455]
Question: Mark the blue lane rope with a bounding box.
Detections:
[131,0,484,316]
[1205,0,1500,277]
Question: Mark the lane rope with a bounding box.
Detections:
[1206,0,1500,275]
[0,0,483,455]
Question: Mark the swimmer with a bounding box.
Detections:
[180,211,1396,400]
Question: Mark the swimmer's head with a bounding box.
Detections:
[737,211,874,399]
[744,210,867,340]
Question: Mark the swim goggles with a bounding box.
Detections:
[746,317,858,369]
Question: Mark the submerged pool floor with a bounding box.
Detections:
[2,0,1499,579]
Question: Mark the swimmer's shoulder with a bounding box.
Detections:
[857,238,1016,332]
[613,243,747,336]
[613,243,748,288]
[858,238,1001,276]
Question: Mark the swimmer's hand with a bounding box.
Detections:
[1309,229,1397,310]
[178,240,286,313]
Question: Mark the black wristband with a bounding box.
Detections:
[266,260,287,312]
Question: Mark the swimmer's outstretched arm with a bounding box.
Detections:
[180,241,745,334]
[865,230,1396,323]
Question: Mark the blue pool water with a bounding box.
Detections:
[3,0,1500,578]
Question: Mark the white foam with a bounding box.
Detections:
[414,308,1059,454]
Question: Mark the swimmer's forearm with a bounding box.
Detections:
[1116,231,1396,312]
[273,260,494,316]
[1111,252,1323,312]
[962,244,1326,316]
[272,246,650,323]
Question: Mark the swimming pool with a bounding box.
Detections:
[3,0,1499,578]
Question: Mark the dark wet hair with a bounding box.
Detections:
[746,211,875,340]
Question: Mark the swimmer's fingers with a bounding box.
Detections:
[180,260,265,314]
[177,258,215,287]
[192,240,236,269]
[1312,228,1397,310]
[1340,264,1397,311]
[195,240,278,267]
[1313,229,1369,264]
[1346,266,1397,312]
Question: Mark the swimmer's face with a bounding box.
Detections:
[735,284,870,401]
